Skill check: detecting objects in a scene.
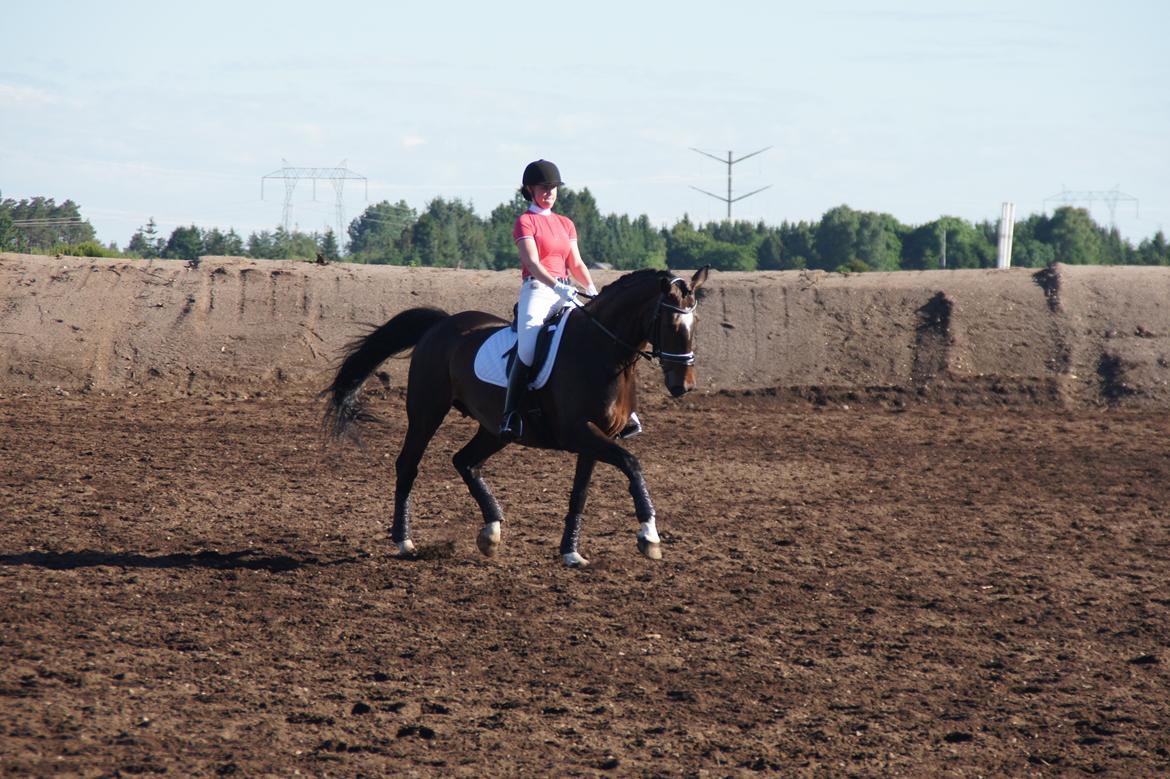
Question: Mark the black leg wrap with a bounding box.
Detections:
[628,477,656,524]
[392,494,411,544]
[465,473,504,525]
[560,513,583,555]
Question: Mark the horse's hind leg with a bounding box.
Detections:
[392,413,445,556]
[451,426,507,557]
[559,455,596,567]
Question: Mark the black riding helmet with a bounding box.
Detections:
[521,159,564,201]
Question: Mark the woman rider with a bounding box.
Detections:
[500,159,643,443]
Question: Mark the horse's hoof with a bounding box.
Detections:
[397,538,417,557]
[477,522,501,557]
[637,537,663,560]
[563,551,589,568]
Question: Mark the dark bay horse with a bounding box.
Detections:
[324,266,710,566]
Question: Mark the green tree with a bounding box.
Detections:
[347,200,415,263]
[855,212,905,271]
[59,240,119,258]
[487,193,527,270]
[664,217,754,270]
[247,230,276,258]
[1048,206,1104,264]
[704,219,759,247]
[556,188,604,261]
[776,221,816,269]
[1010,214,1057,268]
[269,226,319,260]
[203,227,245,257]
[0,201,14,251]
[813,205,861,270]
[1,196,95,250]
[128,218,164,258]
[163,225,204,261]
[401,198,489,268]
[756,232,792,270]
[1135,231,1169,266]
[605,213,667,269]
[703,241,758,271]
[664,217,711,268]
[318,228,341,261]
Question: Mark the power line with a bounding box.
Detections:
[1043,186,1139,230]
[11,218,84,227]
[689,146,772,220]
[261,160,368,241]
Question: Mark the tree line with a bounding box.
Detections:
[4,189,1169,270]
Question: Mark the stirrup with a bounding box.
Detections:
[499,411,523,442]
[618,411,642,439]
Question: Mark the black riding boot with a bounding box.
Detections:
[499,358,530,442]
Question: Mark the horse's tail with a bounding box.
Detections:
[323,306,449,441]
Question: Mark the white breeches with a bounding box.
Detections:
[516,278,568,366]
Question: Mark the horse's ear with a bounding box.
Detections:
[690,265,711,292]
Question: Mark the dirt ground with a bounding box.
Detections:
[2,387,1168,777]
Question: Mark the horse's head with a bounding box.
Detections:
[650,267,710,398]
[585,266,711,399]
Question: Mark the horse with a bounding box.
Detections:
[323,266,710,567]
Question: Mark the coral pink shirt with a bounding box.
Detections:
[513,207,577,280]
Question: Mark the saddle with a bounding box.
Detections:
[473,304,574,390]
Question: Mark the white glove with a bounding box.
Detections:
[553,280,579,305]
[585,283,598,297]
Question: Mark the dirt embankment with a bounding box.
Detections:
[2,253,1168,405]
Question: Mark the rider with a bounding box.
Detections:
[500,160,597,442]
[499,159,643,442]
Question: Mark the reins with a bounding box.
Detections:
[574,276,696,367]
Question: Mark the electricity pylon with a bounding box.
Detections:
[1043,187,1139,230]
[261,160,368,240]
[689,146,771,220]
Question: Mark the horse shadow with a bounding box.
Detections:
[0,548,360,572]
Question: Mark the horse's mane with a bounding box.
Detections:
[587,268,671,311]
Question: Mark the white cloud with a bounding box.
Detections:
[0,83,60,106]
[401,135,427,149]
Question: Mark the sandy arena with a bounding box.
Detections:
[1,254,1168,776]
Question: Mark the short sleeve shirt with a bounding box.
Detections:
[513,209,577,280]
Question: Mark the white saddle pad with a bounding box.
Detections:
[473,314,572,390]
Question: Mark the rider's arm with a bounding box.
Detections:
[567,240,597,293]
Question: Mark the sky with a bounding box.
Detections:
[2,0,1167,249]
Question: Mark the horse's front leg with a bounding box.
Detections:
[560,455,596,567]
[569,425,662,561]
[452,427,508,557]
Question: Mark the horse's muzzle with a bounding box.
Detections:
[665,365,695,398]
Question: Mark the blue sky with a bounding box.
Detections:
[2,1,1167,248]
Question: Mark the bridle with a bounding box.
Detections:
[576,276,696,367]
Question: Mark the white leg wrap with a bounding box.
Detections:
[638,520,660,544]
[562,551,589,567]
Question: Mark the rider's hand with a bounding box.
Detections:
[553,280,579,305]
[585,283,598,297]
